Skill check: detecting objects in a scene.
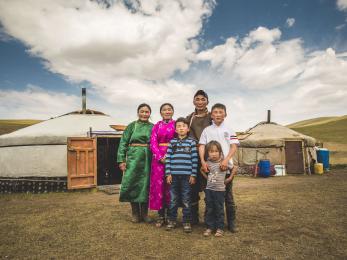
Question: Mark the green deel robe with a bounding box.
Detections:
[117,120,153,202]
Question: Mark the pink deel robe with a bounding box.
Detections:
[149,119,176,210]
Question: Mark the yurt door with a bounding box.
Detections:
[67,137,97,189]
[285,141,304,174]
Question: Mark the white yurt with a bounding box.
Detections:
[0,90,125,192]
[236,120,317,175]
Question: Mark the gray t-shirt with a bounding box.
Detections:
[206,160,228,191]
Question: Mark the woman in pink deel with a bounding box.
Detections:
[149,103,176,227]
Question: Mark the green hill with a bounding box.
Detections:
[287,115,347,128]
[288,115,347,144]
[0,120,42,136]
[288,115,347,165]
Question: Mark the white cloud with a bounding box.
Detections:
[0,2,346,131]
[0,0,214,98]
[335,23,346,30]
[0,85,80,119]
[337,0,347,11]
[197,27,304,89]
[286,18,295,27]
[194,27,347,128]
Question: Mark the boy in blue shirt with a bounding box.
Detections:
[165,117,198,233]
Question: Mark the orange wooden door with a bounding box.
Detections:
[67,137,97,189]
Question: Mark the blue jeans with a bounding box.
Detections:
[204,189,225,230]
[168,175,192,223]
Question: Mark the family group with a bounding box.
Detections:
[117,90,239,237]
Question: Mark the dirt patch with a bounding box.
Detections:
[1,170,347,259]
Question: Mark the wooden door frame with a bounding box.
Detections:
[95,135,122,186]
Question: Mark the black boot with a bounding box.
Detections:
[225,181,237,232]
[140,203,151,223]
[130,203,140,223]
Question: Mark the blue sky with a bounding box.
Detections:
[0,0,347,130]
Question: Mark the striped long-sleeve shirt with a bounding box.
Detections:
[165,137,198,177]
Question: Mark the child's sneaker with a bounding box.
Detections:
[166,220,176,231]
[183,222,192,233]
[215,229,224,237]
[203,228,212,237]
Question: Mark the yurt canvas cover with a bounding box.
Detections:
[0,113,124,192]
[235,122,317,174]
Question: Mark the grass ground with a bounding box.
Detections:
[1,170,346,259]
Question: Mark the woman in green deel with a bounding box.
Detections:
[117,103,153,223]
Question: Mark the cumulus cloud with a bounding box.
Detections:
[197,27,304,89]
[0,85,80,119]
[194,26,347,128]
[0,1,346,130]
[337,0,347,11]
[0,0,214,99]
[286,18,295,27]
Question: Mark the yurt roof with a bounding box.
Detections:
[239,122,316,147]
[0,113,119,147]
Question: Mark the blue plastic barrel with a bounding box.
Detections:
[317,148,330,170]
[258,159,271,177]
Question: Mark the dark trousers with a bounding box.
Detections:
[191,162,205,223]
[204,189,225,230]
[225,180,236,228]
[168,175,191,223]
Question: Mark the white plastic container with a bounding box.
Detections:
[274,165,286,176]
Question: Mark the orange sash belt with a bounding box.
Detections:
[129,143,148,147]
[159,143,169,147]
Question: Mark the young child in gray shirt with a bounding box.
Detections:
[200,140,228,237]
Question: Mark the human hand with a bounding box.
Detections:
[201,161,209,173]
[189,176,196,185]
[220,159,228,171]
[224,176,233,185]
[119,162,126,173]
[159,157,166,164]
[166,175,172,184]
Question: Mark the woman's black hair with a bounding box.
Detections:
[205,140,223,160]
[137,103,152,113]
[160,103,174,112]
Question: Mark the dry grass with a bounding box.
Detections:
[1,170,347,259]
[0,120,42,135]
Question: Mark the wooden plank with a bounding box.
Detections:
[67,137,97,190]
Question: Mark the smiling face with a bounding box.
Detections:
[193,94,208,112]
[160,104,174,121]
[137,106,151,122]
[211,107,226,125]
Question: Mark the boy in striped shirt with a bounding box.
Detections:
[165,117,198,233]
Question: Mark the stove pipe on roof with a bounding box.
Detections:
[267,110,271,123]
[82,88,86,114]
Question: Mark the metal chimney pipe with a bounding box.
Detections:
[82,88,86,114]
[267,110,271,123]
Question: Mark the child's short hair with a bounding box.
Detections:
[175,117,189,128]
[211,103,226,113]
[205,140,224,160]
